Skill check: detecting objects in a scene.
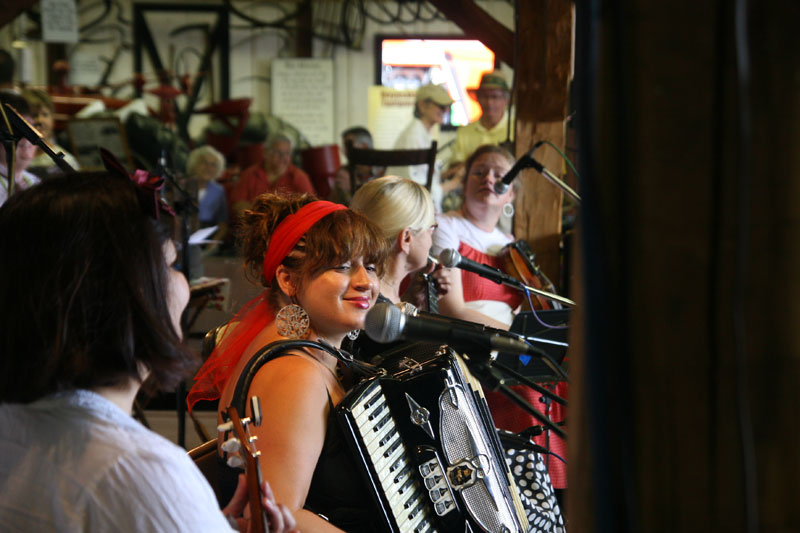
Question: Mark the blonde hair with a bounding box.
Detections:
[350,176,436,243]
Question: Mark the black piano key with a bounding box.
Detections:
[383,437,402,458]
[368,401,387,420]
[407,496,426,519]
[393,464,411,484]
[373,412,391,432]
[378,428,397,447]
[398,476,414,496]
[388,456,404,473]
[361,388,383,410]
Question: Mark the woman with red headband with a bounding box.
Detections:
[188,193,389,532]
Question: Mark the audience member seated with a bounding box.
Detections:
[329,126,384,205]
[228,133,314,217]
[0,171,296,533]
[385,84,453,211]
[188,193,390,532]
[21,88,80,175]
[0,93,39,207]
[187,145,229,243]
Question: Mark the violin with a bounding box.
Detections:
[500,240,558,311]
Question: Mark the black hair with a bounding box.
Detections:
[341,126,371,140]
[0,172,197,403]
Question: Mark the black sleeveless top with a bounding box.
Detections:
[218,353,379,532]
[304,396,379,532]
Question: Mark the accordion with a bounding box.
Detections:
[336,342,530,533]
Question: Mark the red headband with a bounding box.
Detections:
[262,201,347,283]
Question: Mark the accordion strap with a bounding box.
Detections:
[230,339,384,417]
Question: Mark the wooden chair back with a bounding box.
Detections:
[345,139,438,194]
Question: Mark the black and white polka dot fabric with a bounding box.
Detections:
[504,446,565,532]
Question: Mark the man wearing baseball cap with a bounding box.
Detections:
[449,70,514,165]
[387,83,454,210]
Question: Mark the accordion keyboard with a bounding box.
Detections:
[350,380,438,533]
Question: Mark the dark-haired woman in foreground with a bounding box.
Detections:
[0,172,295,532]
[189,193,390,532]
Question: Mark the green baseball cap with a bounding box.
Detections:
[473,71,510,93]
[416,84,454,106]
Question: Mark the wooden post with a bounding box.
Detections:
[513,1,573,288]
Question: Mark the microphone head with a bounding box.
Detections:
[438,248,461,268]
[364,302,405,343]
[493,182,510,195]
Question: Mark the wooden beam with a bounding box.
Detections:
[428,0,514,66]
[513,1,573,288]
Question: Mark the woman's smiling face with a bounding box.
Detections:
[294,257,380,342]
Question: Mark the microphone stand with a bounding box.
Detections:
[496,151,581,205]
[2,103,74,173]
[492,359,568,398]
[474,265,577,308]
[512,278,576,308]
[462,350,567,440]
[440,249,576,308]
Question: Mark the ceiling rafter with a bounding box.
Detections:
[427,0,514,66]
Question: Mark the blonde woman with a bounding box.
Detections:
[350,176,442,305]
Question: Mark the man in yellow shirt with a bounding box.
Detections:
[450,71,514,165]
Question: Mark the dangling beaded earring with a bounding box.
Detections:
[347,329,361,341]
[276,303,310,339]
[502,202,515,218]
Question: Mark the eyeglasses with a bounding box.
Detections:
[412,224,438,234]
